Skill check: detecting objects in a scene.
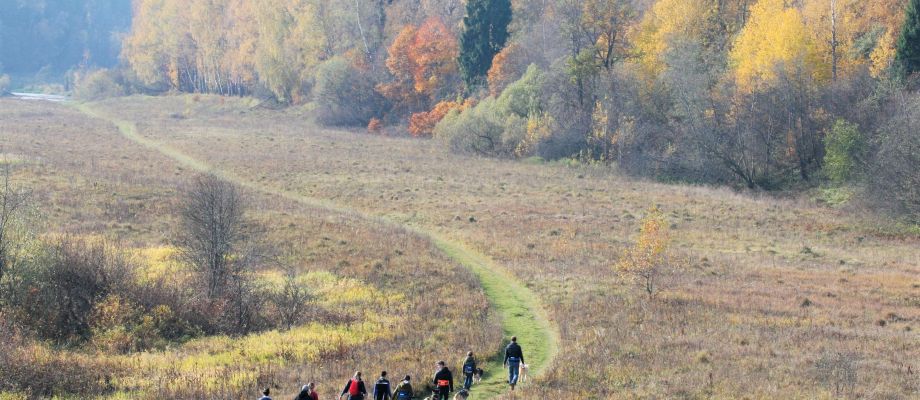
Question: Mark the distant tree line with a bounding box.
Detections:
[96,0,920,222]
[0,0,132,78]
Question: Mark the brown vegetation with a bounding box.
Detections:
[76,94,919,399]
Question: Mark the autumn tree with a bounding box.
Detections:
[410,18,460,97]
[615,207,670,297]
[176,174,254,299]
[730,0,827,92]
[896,0,920,76]
[458,0,512,89]
[381,18,459,119]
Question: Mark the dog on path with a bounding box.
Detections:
[473,368,484,384]
[518,363,529,384]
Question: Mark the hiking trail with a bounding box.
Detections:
[74,101,559,399]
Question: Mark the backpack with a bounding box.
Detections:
[395,382,412,399]
[463,363,474,374]
[348,379,361,396]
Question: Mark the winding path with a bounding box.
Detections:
[74,102,558,399]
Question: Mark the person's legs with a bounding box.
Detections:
[464,373,473,389]
[508,361,519,386]
[437,388,449,400]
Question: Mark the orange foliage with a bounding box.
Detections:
[367,118,383,134]
[409,18,458,95]
[487,44,525,96]
[408,99,470,138]
[381,18,458,113]
[385,25,418,83]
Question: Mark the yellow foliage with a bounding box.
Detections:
[132,245,186,283]
[730,0,827,92]
[615,207,670,295]
[634,0,709,78]
[515,113,554,158]
[870,29,898,77]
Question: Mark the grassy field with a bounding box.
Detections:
[0,98,504,399]
[2,94,918,399]
[74,100,557,400]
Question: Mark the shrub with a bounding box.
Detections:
[496,64,545,118]
[869,95,920,222]
[615,207,671,297]
[823,119,865,184]
[73,69,125,101]
[17,237,135,342]
[314,57,387,127]
[367,118,384,134]
[434,97,509,156]
[409,100,469,137]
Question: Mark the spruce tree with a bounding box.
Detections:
[458,0,512,90]
[895,0,920,76]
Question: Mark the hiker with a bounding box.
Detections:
[259,387,272,400]
[295,383,319,400]
[432,361,454,400]
[342,371,368,400]
[393,375,413,400]
[503,336,525,390]
[374,371,393,400]
[461,351,477,390]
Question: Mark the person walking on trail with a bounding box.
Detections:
[432,360,454,400]
[342,371,368,400]
[393,375,413,400]
[295,384,311,400]
[374,371,393,400]
[296,383,318,400]
[503,336,525,390]
[258,387,272,400]
[461,351,477,390]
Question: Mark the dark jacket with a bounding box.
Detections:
[295,388,311,400]
[341,379,368,398]
[433,367,453,392]
[393,380,413,399]
[504,342,524,365]
[461,356,477,375]
[374,377,392,400]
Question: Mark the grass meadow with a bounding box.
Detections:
[0,98,501,399]
[1,94,917,399]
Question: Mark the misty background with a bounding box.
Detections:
[0,0,131,85]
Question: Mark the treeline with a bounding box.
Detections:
[118,0,920,221]
[0,0,132,77]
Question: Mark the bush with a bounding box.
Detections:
[823,119,865,184]
[72,69,125,101]
[496,64,544,118]
[13,238,134,342]
[409,100,470,137]
[434,97,510,156]
[869,95,920,222]
[314,57,387,127]
[434,66,547,157]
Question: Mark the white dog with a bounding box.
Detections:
[518,363,529,384]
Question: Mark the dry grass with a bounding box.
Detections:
[0,98,501,399]
[81,94,920,399]
[2,93,918,398]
